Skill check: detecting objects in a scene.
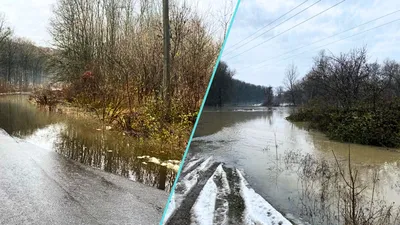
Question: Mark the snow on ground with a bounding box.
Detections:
[136,155,181,172]
[183,157,202,173]
[161,156,214,224]
[162,158,294,225]
[237,169,293,225]
[215,164,230,195]
[191,164,231,225]
[212,164,230,224]
[180,156,213,195]
[191,172,218,225]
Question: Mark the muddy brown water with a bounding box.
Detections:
[190,106,400,224]
[0,95,178,192]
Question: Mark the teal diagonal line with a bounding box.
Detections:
[158,0,242,224]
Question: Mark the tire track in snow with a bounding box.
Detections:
[166,162,220,225]
[212,165,230,225]
[164,157,293,225]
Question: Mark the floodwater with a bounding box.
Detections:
[190,106,400,224]
[0,95,179,192]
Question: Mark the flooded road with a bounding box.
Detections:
[0,95,178,224]
[181,106,400,224]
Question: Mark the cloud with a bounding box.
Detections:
[0,0,55,47]
[222,0,400,87]
[0,0,238,47]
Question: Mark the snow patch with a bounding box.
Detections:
[191,171,218,225]
[136,155,181,172]
[183,157,202,173]
[181,156,213,195]
[215,164,231,195]
[161,156,214,224]
[212,164,230,224]
[237,169,292,225]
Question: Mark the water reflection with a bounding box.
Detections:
[55,124,176,191]
[0,95,177,192]
[195,107,274,137]
[0,95,56,136]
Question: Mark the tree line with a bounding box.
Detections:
[0,15,49,93]
[205,61,273,107]
[286,47,400,147]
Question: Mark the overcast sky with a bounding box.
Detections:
[0,0,235,48]
[222,0,400,88]
[0,0,55,47]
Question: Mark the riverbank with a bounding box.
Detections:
[28,95,98,121]
[28,88,193,158]
[287,105,400,148]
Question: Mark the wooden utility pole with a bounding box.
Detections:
[162,0,171,118]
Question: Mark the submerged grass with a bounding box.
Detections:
[279,148,400,225]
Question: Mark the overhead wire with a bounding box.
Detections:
[237,9,400,72]
[246,17,400,73]
[223,0,311,54]
[224,0,346,60]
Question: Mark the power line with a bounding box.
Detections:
[247,17,400,73]
[224,0,321,57]
[224,0,346,60]
[223,0,310,54]
[239,9,400,71]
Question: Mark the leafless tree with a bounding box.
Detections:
[284,63,299,105]
[0,14,11,46]
[48,0,225,126]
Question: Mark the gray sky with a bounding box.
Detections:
[0,0,55,47]
[0,0,235,48]
[222,0,400,88]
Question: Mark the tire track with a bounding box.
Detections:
[165,157,293,225]
[167,162,220,225]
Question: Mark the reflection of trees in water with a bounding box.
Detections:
[195,110,274,137]
[0,96,54,136]
[0,96,176,191]
[55,124,176,192]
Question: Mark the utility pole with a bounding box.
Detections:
[162,0,171,119]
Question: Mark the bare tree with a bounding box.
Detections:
[283,63,299,105]
[274,86,284,106]
[0,14,11,46]
[0,18,48,93]
[217,0,234,40]
[48,0,223,127]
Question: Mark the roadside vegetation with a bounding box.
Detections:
[0,0,235,158]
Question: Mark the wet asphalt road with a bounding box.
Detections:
[0,130,168,225]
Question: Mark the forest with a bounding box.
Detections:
[0,15,49,93]
[286,47,400,147]
[205,61,273,106]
